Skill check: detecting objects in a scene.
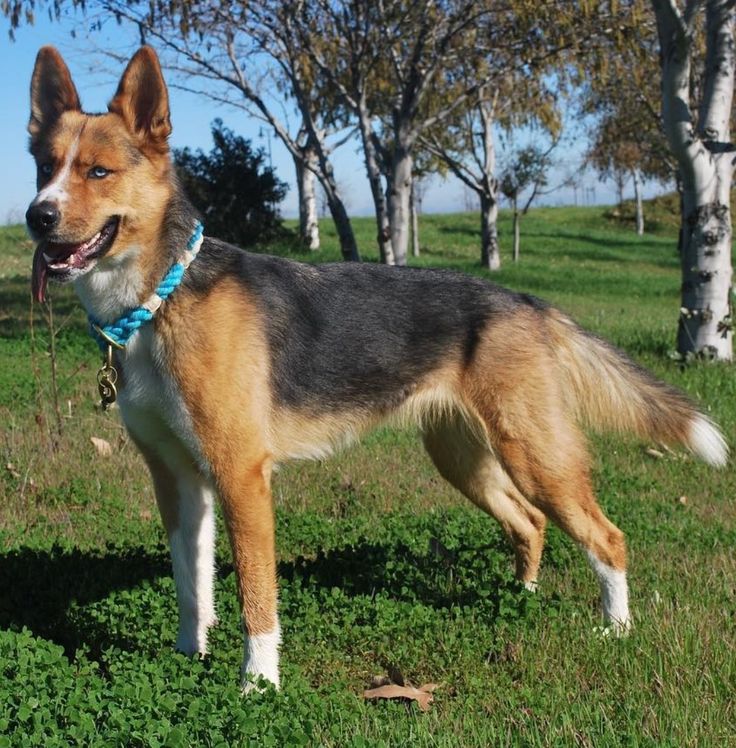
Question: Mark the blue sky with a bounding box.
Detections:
[1,10,661,226]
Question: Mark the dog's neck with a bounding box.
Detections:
[74,241,147,325]
[75,191,199,326]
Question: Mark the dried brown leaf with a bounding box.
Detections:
[363,684,435,712]
[645,447,664,459]
[90,436,113,457]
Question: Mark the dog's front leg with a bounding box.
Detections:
[218,454,280,691]
[144,451,218,655]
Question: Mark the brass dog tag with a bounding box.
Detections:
[97,344,119,410]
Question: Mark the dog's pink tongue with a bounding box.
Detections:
[31,244,48,303]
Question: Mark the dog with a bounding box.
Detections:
[26,46,727,690]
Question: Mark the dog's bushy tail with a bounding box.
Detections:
[547,310,728,467]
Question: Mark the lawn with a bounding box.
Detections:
[1,207,734,747]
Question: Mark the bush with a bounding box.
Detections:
[174,120,289,247]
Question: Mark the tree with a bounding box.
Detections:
[500,144,555,263]
[410,172,431,258]
[583,42,674,236]
[588,134,648,234]
[174,119,288,247]
[423,62,562,270]
[276,0,395,263]
[294,133,320,251]
[651,0,734,360]
[289,0,578,266]
[423,89,504,269]
[576,0,734,360]
[403,3,586,268]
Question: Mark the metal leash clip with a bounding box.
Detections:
[92,324,124,411]
[97,344,119,411]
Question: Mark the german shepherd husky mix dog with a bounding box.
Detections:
[27,46,727,690]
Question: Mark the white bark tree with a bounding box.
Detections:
[585,113,671,238]
[652,0,735,360]
[410,179,420,258]
[423,90,503,269]
[294,135,320,250]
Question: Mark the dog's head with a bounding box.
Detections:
[27,46,174,302]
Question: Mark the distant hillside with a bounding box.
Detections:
[604,191,736,235]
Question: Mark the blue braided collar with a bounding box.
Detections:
[89,221,204,350]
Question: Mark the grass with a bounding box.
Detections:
[1,207,735,746]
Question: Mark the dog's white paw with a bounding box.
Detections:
[241,673,279,694]
[594,616,632,639]
[240,628,281,693]
[175,615,218,656]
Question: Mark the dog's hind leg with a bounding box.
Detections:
[465,317,631,632]
[499,435,630,632]
[482,409,630,632]
[142,449,218,655]
[423,414,547,588]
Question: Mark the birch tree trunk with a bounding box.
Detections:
[653,0,734,360]
[310,137,360,262]
[480,192,501,270]
[632,168,644,236]
[512,199,521,263]
[410,178,420,258]
[314,148,360,261]
[357,105,395,264]
[480,101,500,271]
[326,189,360,262]
[387,144,413,266]
[295,151,320,250]
[316,172,359,261]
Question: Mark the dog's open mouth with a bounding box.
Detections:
[32,217,120,302]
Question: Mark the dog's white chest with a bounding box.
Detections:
[115,328,206,471]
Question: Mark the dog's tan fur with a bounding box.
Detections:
[160,279,279,638]
[26,45,728,689]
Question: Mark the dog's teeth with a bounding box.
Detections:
[84,232,101,249]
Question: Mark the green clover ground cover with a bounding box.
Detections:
[1,210,735,746]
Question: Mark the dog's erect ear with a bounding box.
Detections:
[29,47,82,137]
[108,46,172,150]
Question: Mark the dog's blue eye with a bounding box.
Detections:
[39,163,53,177]
[88,166,110,179]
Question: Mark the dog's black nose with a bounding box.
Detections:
[26,201,60,235]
